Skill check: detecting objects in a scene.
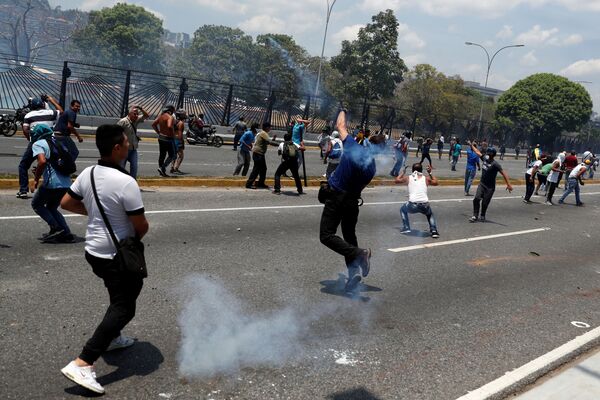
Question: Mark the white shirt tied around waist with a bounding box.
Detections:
[408,172,429,203]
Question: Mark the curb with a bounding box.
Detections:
[0,177,548,190]
[456,326,600,400]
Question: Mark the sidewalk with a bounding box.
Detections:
[514,347,600,399]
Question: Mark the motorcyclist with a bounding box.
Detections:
[189,113,207,140]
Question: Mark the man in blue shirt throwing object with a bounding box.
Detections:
[319,109,386,293]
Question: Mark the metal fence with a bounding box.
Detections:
[0,52,495,140]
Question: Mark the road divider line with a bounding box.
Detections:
[2,193,600,221]
[456,325,600,400]
[387,228,550,253]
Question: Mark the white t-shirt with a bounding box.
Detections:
[526,160,542,175]
[547,159,562,183]
[408,172,429,203]
[69,164,144,259]
[569,164,587,179]
[23,109,61,140]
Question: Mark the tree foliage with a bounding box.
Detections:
[72,3,164,71]
[330,9,407,102]
[495,73,593,146]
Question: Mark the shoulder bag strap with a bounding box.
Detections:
[90,166,120,250]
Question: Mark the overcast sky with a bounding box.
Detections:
[50,0,600,111]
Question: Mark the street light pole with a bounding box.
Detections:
[315,0,337,98]
[465,42,524,139]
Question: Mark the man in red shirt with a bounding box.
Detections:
[563,150,578,190]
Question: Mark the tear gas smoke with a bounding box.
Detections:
[178,275,305,378]
[267,37,319,97]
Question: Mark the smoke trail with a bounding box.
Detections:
[177,274,306,378]
[266,37,318,96]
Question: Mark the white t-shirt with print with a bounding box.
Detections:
[69,164,144,259]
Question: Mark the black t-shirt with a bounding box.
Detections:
[480,158,503,188]
[54,109,77,135]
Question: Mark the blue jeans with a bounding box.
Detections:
[31,186,70,233]
[559,178,581,204]
[390,150,406,176]
[121,149,139,179]
[464,169,476,193]
[54,135,80,161]
[401,202,437,232]
[18,142,34,193]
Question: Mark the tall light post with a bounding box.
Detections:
[315,0,337,98]
[465,42,525,139]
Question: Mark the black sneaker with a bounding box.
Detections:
[16,191,29,199]
[41,229,65,243]
[38,227,59,240]
[56,233,76,244]
[431,231,440,239]
[157,168,166,177]
[256,184,270,190]
[480,215,486,222]
[344,275,362,293]
[469,216,478,223]
[273,190,281,195]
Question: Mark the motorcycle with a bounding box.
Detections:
[186,115,223,147]
[0,113,18,137]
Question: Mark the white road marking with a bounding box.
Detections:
[571,321,591,329]
[2,193,600,221]
[387,228,550,253]
[456,325,600,400]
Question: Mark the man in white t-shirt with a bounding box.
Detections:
[59,124,149,395]
[395,162,440,238]
[524,158,542,203]
[17,95,62,198]
[558,160,589,206]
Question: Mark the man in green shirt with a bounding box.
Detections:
[245,122,278,189]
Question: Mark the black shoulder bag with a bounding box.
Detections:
[91,166,147,278]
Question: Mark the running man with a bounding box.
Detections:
[468,142,513,222]
[419,138,433,167]
[464,140,480,196]
[395,163,440,238]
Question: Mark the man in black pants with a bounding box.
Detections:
[152,105,176,177]
[273,132,303,194]
[60,125,149,394]
[467,142,513,222]
[320,110,385,292]
[246,122,278,189]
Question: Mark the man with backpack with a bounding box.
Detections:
[325,130,343,178]
[30,124,75,243]
[390,131,411,176]
[273,132,303,195]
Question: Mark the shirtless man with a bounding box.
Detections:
[152,105,176,177]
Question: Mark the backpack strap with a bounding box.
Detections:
[90,166,121,251]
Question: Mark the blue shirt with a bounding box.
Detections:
[292,123,304,146]
[53,109,77,135]
[239,130,254,153]
[32,139,72,189]
[328,136,376,196]
[466,148,480,171]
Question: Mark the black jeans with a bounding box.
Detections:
[246,153,267,187]
[420,153,432,166]
[524,173,535,201]
[473,184,495,217]
[319,190,363,267]
[274,159,303,192]
[79,252,144,365]
[18,142,34,193]
[546,181,558,202]
[158,138,176,169]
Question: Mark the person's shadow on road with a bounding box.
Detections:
[64,341,164,397]
[320,273,382,303]
[327,387,382,399]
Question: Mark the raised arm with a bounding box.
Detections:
[336,111,349,142]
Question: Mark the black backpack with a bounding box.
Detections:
[46,138,77,175]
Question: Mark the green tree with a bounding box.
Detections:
[72,3,164,71]
[330,9,407,103]
[495,73,593,148]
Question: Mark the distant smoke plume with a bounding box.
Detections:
[178,275,305,378]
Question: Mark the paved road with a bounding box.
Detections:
[1,185,599,399]
[0,135,552,181]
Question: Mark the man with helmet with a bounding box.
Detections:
[17,95,63,199]
[558,159,589,206]
[467,141,513,222]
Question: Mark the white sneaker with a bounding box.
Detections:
[61,361,105,394]
[106,335,135,351]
